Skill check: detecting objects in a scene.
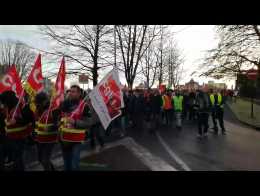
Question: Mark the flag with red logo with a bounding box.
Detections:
[50,57,66,110]
[24,54,44,112]
[89,68,124,130]
[0,65,23,97]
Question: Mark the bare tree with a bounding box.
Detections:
[140,46,159,89]
[156,25,172,85]
[115,25,160,89]
[39,25,114,87]
[0,39,36,82]
[164,41,184,89]
[201,25,260,79]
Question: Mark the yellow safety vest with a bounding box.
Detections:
[210,94,223,108]
[173,96,183,111]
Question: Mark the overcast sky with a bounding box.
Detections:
[0,25,235,89]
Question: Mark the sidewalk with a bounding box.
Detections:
[227,99,260,129]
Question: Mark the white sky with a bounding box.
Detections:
[0,25,235,89]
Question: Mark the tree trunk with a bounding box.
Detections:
[92,59,98,87]
[92,25,100,87]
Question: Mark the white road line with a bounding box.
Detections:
[156,132,191,171]
[122,137,176,171]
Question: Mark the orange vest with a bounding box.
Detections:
[35,110,58,143]
[5,104,33,140]
[60,100,87,143]
[162,95,172,110]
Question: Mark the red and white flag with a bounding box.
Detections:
[0,65,23,97]
[89,68,124,130]
[50,57,66,110]
[24,54,44,112]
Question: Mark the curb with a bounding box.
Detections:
[226,102,260,131]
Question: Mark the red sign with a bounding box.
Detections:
[246,69,258,80]
[99,75,121,119]
[79,74,89,84]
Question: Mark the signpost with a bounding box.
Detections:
[79,74,89,90]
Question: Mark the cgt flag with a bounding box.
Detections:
[50,57,66,110]
[0,65,23,97]
[24,54,44,112]
[89,68,124,130]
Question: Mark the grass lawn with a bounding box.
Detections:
[228,98,260,128]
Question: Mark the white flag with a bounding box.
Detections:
[89,68,124,130]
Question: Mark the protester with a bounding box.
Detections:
[119,89,129,137]
[188,91,196,121]
[209,89,226,135]
[34,92,59,171]
[132,89,144,130]
[150,89,162,133]
[194,89,211,139]
[1,91,34,171]
[161,90,173,126]
[59,85,93,170]
[0,93,6,170]
[173,90,184,130]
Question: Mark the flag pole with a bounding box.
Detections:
[11,89,25,120]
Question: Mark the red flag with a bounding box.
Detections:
[51,57,66,110]
[0,65,23,97]
[24,54,44,112]
[26,54,44,92]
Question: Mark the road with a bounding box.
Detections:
[128,105,260,171]
[25,105,260,171]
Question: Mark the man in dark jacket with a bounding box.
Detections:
[132,89,145,130]
[60,85,94,170]
[188,91,196,121]
[194,89,211,139]
[150,89,162,132]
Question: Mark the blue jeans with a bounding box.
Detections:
[61,143,82,171]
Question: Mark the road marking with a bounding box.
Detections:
[122,137,176,171]
[156,132,191,171]
[27,137,176,171]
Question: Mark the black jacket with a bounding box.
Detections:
[151,94,162,114]
[194,92,210,113]
[132,95,145,114]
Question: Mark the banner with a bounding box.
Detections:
[89,68,124,130]
[0,65,23,97]
[24,54,44,112]
[50,57,66,110]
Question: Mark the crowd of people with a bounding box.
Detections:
[118,87,228,138]
[0,83,230,171]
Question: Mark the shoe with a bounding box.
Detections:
[204,133,208,137]
[222,131,226,135]
[197,134,203,139]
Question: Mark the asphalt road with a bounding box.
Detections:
[24,105,260,171]
[128,105,260,171]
